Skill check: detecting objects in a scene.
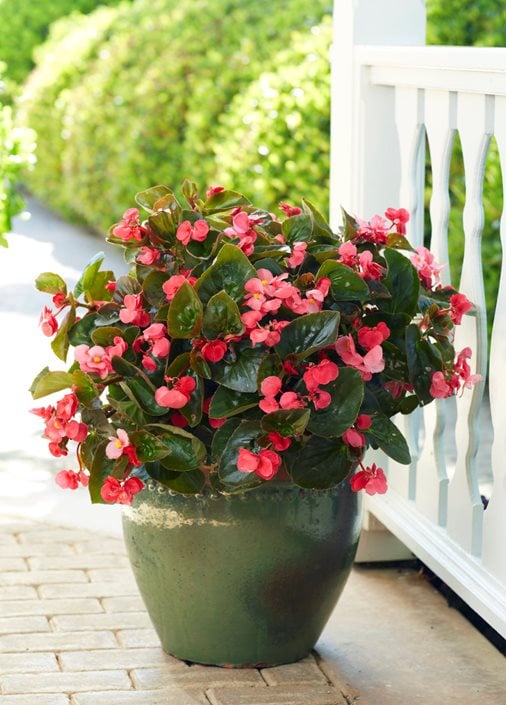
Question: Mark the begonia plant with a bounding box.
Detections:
[30,182,479,505]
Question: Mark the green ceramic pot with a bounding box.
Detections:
[122,479,362,667]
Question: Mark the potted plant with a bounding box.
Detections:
[31,181,479,666]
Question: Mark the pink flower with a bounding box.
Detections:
[137,247,160,265]
[450,293,472,325]
[287,241,307,268]
[411,246,445,289]
[350,464,388,495]
[358,250,383,280]
[224,212,259,255]
[261,376,282,397]
[39,306,58,337]
[105,428,131,460]
[65,420,88,443]
[357,322,390,351]
[355,214,390,244]
[55,469,80,490]
[206,185,225,198]
[429,371,451,399]
[170,411,188,428]
[279,391,305,409]
[237,448,281,480]
[303,359,339,391]
[49,442,68,457]
[162,272,198,302]
[342,428,366,448]
[310,389,332,410]
[356,414,372,430]
[338,241,358,267]
[113,208,146,242]
[107,336,128,359]
[279,202,302,217]
[75,344,113,379]
[176,219,210,246]
[155,376,196,409]
[201,340,228,363]
[385,207,410,235]
[268,431,291,451]
[119,294,150,327]
[56,393,79,422]
[453,347,482,391]
[249,319,289,347]
[100,476,144,505]
[143,324,170,359]
[241,309,263,329]
[259,396,280,413]
[336,335,385,380]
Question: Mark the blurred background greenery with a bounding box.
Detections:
[0,0,504,330]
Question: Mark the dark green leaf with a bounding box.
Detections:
[194,243,256,304]
[257,354,283,384]
[146,423,207,471]
[261,408,310,437]
[204,189,251,213]
[275,311,340,360]
[367,413,411,464]
[209,387,258,419]
[281,214,312,243]
[112,356,167,416]
[406,324,442,405]
[167,281,203,338]
[91,326,124,346]
[341,207,358,241]
[211,418,242,461]
[145,465,205,494]
[286,436,356,489]
[217,420,263,489]
[306,367,364,437]
[379,248,420,316]
[316,260,369,302]
[142,270,170,307]
[68,313,99,346]
[129,430,172,462]
[202,290,245,339]
[112,275,141,303]
[71,370,98,408]
[178,371,203,427]
[302,199,336,243]
[35,272,67,295]
[211,346,266,393]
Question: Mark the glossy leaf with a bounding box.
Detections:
[209,387,258,419]
[91,326,124,347]
[204,189,251,213]
[145,464,205,494]
[112,275,141,303]
[341,208,358,241]
[143,270,170,307]
[217,420,263,489]
[406,324,442,405]
[306,367,364,437]
[316,260,369,302]
[286,436,356,489]
[135,185,175,213]
[112,356,167,416]
[178,371,203,427]
[367,413,411,464]
[275,311,340,360]
[35,272,67,295]
[302,199,336,243]
[168,281,203,338]
[51,305,76,362]
[194,243,256,304]
[260,408,310,436]
[202,290,245,340]
[379,248,420,316]
[129,430,172,463]
[146,423,207,471]
[211,346,266,393]
[281,214,312,243]
[211,418,242,461]
[72,370,98,408]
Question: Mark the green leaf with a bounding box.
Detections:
[112,275,141,303]
[202,290,245,340]
[405,324,443,405]
[341,207,358,241]
[302,199,336,243]
[204,189,251,213]
[275,311,340,360]
[178,371,203,428]
[146,423,207,471]
[145,465,205,494]
[217,420,263,489]
[87,440,120,504]
[367,413,411,464]
[91,326,124,347]
[112,356,167,416]
[316,260,370,302]
[305,367,364,438]
[286,437,356,489]
[68,313,99,346]
[167,281,203,338]
[194,243,256,304]
[51,306,76,362]
[211,346,266,393]
[257,354,283,384]
[182,178,199,207]
[30,370,74,399]
[281,214,313,243]
[35,272,67,295]
[74,252,111,301]
[142,270,170,307]
[129,430,172,463]
[379,248,420,316]
[261,408,310,437]
[209,387,258,419]
[71,370,98,408]
[135,185,175,213]
[211,418,242,461]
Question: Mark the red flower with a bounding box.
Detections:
[279,202,302,217]
[268,432,291,451]
[237,448,281,480]
[350,464,387,495]
[201,340,228,363]
[155,376,196,409]
[100,476,144,505]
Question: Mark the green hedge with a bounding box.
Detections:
[214,18,332,212]
[19,0,331,232]
[0,0,122,85]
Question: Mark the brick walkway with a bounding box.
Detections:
[0,517,361,705]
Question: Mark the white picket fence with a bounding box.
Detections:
[330,0,506,638]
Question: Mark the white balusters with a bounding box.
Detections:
[482,95,506,582]
[447,93,492,555]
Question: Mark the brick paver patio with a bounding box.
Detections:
[0,517,362,705]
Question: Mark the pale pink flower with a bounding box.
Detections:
[429,371,451,399]
[335,335,384,380]
[137,247,160,265]
[75,344,113,379]
[411,246,445,289]
[55,469,80,490]
[355,214,390,244]
[39,306,58,337]
[105,428,130,460]
[338,241,358,267]
[107,336,128,359]
[287,241,307,268]
[385,207,410,234]
[113,208,145,242]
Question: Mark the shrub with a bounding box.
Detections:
[214,19,332,212]
[20,0,331,233]
[0,0,122,85]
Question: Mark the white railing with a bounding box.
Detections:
[331,0,506,638]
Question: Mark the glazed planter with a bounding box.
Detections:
[122,478,362,667]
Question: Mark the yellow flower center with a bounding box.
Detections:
[93,356,102,363]
[115,440,122,448]
[253,293,261,299]
[261,280,268,285]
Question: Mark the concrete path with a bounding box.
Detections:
[0,200,504,704]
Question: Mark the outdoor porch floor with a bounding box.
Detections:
[0,515,504,705]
